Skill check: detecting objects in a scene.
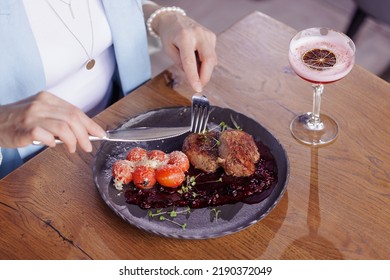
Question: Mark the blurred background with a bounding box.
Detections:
[150,0,390,83]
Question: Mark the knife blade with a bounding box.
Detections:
[101,126,191,142]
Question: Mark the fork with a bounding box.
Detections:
[190,93,211,133]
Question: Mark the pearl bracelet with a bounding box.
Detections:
[146,6,187,38]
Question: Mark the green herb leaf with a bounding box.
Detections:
[169,210,177,217]
[211,207,222,222]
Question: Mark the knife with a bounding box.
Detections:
[32,126,191,145]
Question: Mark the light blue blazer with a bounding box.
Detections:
[0,0,151,178]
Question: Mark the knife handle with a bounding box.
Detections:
[32,135,107,145]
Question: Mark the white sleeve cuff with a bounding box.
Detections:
[142,0,157,6]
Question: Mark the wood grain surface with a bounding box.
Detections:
[1,11,389,260]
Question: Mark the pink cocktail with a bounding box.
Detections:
[288,27,355,146]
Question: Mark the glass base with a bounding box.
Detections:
[290,112,338,146]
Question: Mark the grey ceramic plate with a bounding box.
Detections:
[93,106,289,239]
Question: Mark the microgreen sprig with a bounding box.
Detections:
[210,207,221,223]
[210,136,221,149]
[197,177,223,185]
[158,215,187,230]
[230,115,242,130]
[219,121,228,132]
[178,175,200,195]
[148,207,191,230]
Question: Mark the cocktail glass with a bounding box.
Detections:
[289,27,356,146]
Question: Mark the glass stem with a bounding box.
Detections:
[310,84,324,129]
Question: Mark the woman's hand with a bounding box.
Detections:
[0,92,106,153]
[151,10,217,92]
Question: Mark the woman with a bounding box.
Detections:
[0,0,217,178]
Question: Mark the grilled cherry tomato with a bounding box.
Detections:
[147,150,167,163]
[112,160,134,184]
[126,147,147,162]
[155,164,185,188]
[132,165,156,189]
[168,151,190,172]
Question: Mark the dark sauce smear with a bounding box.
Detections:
[123,141,278,209]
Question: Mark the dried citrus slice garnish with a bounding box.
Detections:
[302,48,336,69]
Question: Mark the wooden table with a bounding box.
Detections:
[1,12,389,260]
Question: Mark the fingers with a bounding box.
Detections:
[54,110,91,153]
[161,45,182,69]
[40,104,104,153]
[31,119,78,153]
[197,41,218,86]
[14,126,56,148]
[1,91,106,153]
[180,43,217,92]
[160,18,217,92]
[171,40,217,92]
[179,45,203,92]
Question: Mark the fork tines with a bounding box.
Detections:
[191,94,210,134]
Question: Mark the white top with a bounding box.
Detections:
[23,0,116,117]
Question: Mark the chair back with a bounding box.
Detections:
[354,0,390,25]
